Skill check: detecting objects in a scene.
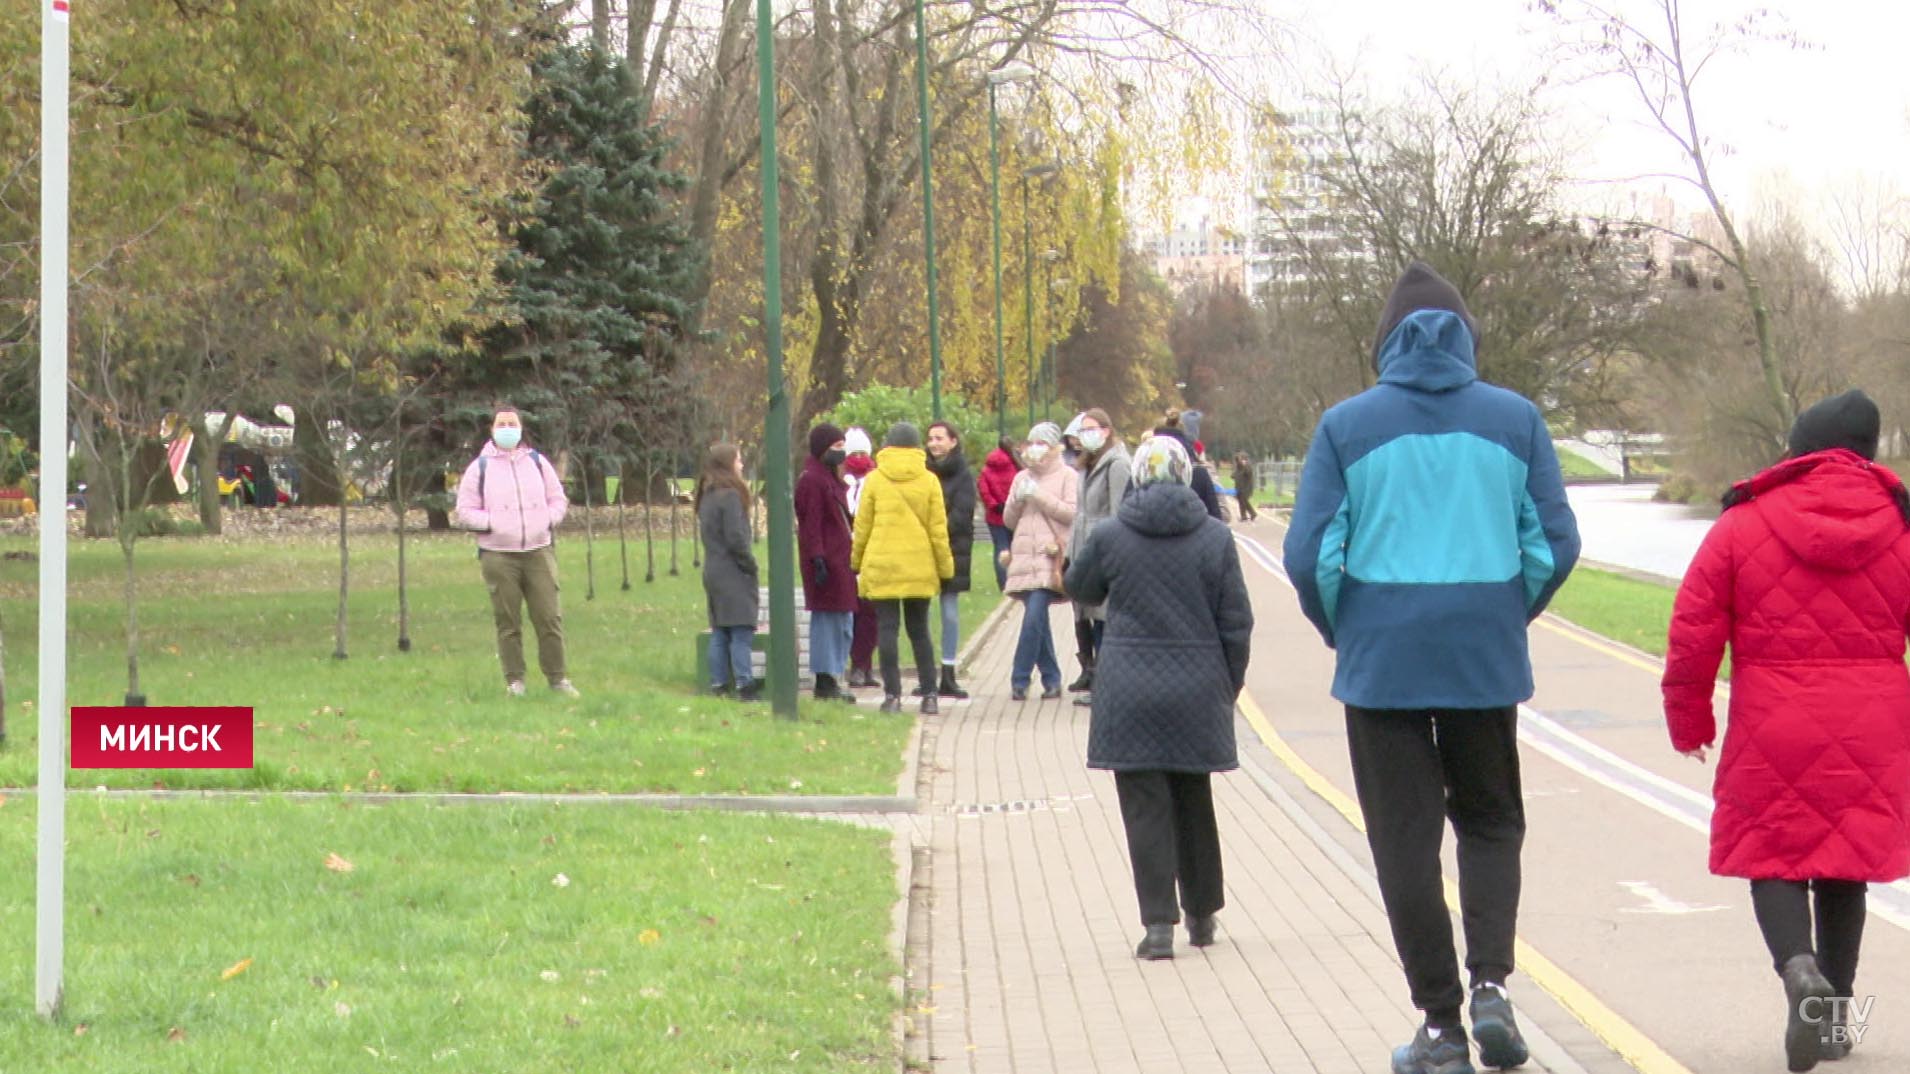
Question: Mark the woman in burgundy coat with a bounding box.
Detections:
[1664,389,1910,1072]
[795,423,861,703]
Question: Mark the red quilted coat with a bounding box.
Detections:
[1664,449,1910,882]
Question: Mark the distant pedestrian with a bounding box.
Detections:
[455,405,577,699]
[697,442,761,702]
[795,423,858,704]
[1065,435,1252,960]
[926,421,977,699]
[1664,389,1910,1072]
[1068,408,1130,707]
[1003,422,1078,700]
[978,435,1022,590]
[850,422,956,715]
[1283,261,1580,1074]
[843,426,879,688]
[1231,452,1258,521]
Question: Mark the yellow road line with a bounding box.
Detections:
[1535,616,1668,677]
[1236,690,1696,1074]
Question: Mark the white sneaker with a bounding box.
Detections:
[506,680,527,697]
[552,680,581,699]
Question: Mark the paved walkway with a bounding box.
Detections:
[900,596,1638,1074]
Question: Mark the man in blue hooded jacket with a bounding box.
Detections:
[1284,261,1580,1074]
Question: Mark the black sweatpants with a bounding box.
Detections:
[1751,878,1867,997]
[1114,771,1225,926]
[876,598,935,698]
[1346,705,1525,1022]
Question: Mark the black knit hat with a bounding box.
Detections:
[1788,389,1881,461]
[884,421,922,449]
[808,422,845,460]
[1373,261,1479,366]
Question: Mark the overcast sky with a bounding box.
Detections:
[1230,0,1910,225]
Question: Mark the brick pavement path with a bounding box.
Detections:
[898,598,1636,1074]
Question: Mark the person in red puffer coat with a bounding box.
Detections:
[977,435,1022,591]
[1663,388,1910,1072]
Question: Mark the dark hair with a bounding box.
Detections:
[1083,408,1113,431]
[928,420,960,444]
[997,434,1018,455]
[1162,407,1182,429]
[694,442,752,520]
[493,404,521,420]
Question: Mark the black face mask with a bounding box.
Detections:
[821,449,847,468]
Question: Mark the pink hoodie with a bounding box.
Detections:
[455,441,569,552]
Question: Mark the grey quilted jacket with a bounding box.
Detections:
[1065,482,1254,773]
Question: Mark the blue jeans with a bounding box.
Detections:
[988,523,1013,590]
[808,610,853,677]
[939,592,961,665]
[1011,589,1062,692]
[708,625,755,690]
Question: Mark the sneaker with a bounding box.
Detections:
[1782,954,1835,1073]
[920,694,939,716]
[1469,983,1529,1069]
[1010,688,1028,701]
[551,680,580,699]
[506,679,527,698]
[737,680,764,703]
[879,694,903,714]
[1391,1024,1476,1074]
[1070,690,1090,705]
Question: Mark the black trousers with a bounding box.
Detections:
[1114,771,1225,926]
[1751,878,1867,996]
[1074,613,1096,668]
[1346,705,1525,1021]
[875,598,935,698]
[1238,490,1258,520]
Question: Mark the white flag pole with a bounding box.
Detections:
[37,0,71,1021]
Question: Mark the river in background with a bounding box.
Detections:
[1564,483,1716,582]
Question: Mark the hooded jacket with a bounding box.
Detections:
[1002,450,1079,596]
[928,446,978,594]
[850,446,955,600]
[1150,427,1223,520]
[978,447,1021,528]
[1065,481,1253,773]
[456,440,569,553]
[1069,439,1132,620]
[1664,449,1910,882]
[1282,262,1580,709]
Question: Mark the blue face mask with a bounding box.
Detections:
[493,427,522,450]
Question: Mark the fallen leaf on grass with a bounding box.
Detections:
[166,1027,186,1043]
[638,929,661,946]
[539,970,560,982]
[72,1023,88,1037]
[180,874,200,887]
[551,873,570,888]
[334,1002,352,1019]
[220,958,253,981]
[324,853,354,873]
[563,1014,581,1028]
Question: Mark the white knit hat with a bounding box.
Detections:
[844,427,873,455]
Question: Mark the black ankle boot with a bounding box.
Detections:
[814,674,857,705]
[1135,924,1174,960]
[1186,914,1217,947]
[1783,954,1834,1073]
[1067,665,1094,693]
[938,664,968,699]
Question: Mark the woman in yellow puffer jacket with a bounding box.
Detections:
[851,422,956,713]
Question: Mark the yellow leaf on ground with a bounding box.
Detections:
[324,853,354,873]
[220,958,253,981]
[638,929,661,946]
[166,1027,186,1043]
[72,1023,89,1037]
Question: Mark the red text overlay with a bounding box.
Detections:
[71,707,254,769]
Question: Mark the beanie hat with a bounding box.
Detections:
[1026,421,1063,447]
[1788,388,1881,461]
[1132,435,1191,487]
[1373,260,1478,366]
[808,423,844,460]
[884,421,922,449]
[844,427,873,456]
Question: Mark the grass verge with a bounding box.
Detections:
[0,795,899,1074]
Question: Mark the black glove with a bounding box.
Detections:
[811,557,828,587]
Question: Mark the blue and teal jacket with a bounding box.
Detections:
[1282,309,1580,709]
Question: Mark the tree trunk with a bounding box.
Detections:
[191,413,235,534]
[644,465,657,583]
[617,466,631,591]
[333,493,349,660]
[394,447,411,653]
[583,457,597,601]
[122,530,144,705]
[681,0,752,324]
[296,408,343,506]
[79,423,119,538]
[426,506,450,531]
[668,478,679,576]
[592,0,611,53]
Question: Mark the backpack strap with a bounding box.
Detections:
[479,449,547,499]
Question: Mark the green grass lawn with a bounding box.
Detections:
[1556,449,1613,480]
[0,527,989,795]
[1547,565,1677,658]
[0,795,898,1073]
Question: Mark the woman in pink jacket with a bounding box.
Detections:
[455,406,577,699]
[1003,421,1079,700]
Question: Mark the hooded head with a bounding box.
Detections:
[1120,435,1208,537]
[1131,435,1191,488]
[844,427,873,456]
[808,422,845,460]
[1373,261,1480,392]
[883,421,922,449]
[1788,389,1881,461]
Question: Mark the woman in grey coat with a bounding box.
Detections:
[1064,434,1253,960]
[697,442,762,701]
[1066,407,1130,704]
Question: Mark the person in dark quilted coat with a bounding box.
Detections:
[1664,388,1910,1072]
[1064,434,1253,961]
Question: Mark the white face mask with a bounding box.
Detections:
[1079,429,1107,454]
[1023,443,1050,463]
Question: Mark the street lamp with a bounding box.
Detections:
[914,0,947,419]
[1049,275,1072,420]
[755,0,798,716]
[986,64,1036,439]
[1026,232,1061,429]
